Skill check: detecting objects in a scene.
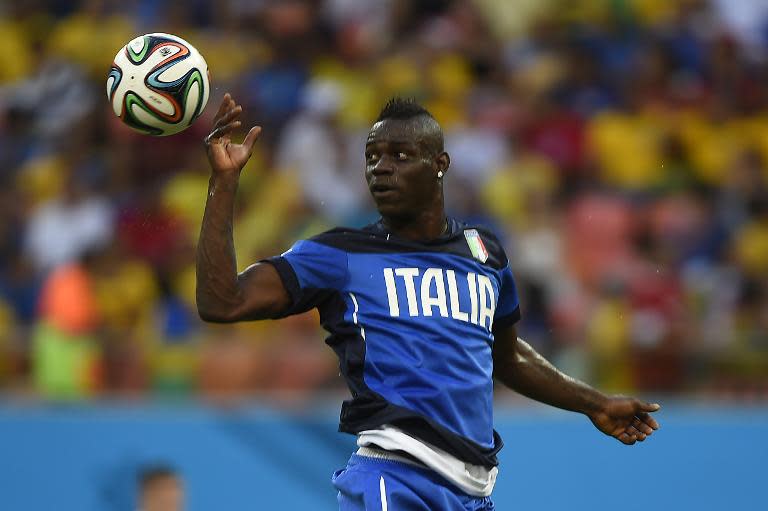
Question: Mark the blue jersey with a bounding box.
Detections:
[264,218,521,467]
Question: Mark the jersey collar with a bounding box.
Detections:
[368,217,462,244]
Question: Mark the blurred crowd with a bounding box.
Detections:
[1,0,767,401]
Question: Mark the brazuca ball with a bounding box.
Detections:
[107,33,210,136]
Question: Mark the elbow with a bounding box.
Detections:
[197,306,237,323]
[196,299,277,323]
[195,296,242,323]
[195,284,248,322]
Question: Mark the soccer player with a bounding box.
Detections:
[196,94,661,510]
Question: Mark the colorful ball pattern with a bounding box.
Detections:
[107,33,210,136]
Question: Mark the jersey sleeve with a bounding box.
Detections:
[262,239,348,317]
[494,265,521,329]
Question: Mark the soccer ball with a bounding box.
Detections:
[107,33,210,136]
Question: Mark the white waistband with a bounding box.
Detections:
[356,446,425,468]
[357,425,497,497]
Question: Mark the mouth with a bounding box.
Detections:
[370,183,398,198]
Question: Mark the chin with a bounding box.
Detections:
[373,200,398,215]
[375,204,398,217]
[375,205,413,223]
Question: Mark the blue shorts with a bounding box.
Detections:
[332,453,495,511]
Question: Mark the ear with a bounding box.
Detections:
[436,151,450,176]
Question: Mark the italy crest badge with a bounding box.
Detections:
[464,229,489,263]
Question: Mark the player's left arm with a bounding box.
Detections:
[492,323,661,445]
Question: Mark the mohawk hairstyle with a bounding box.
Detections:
[376,97,435,122]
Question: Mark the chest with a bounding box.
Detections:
[345,252,501,332]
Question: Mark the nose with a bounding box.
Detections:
[370,156,395,176]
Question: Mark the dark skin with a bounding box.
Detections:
[140,475,184,511]
[364,115,450,240]
[197,94,661,445]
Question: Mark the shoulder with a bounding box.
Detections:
[453,220,510,270]
[277,230,350,288]
[284,226,381,260]
[302,226,378,250]
[296,224,397,254]
[296,221,510,271]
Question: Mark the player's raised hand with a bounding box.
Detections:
[204,93,262,175]
[588,397,661,445]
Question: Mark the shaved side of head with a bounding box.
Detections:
[375,98,444,157]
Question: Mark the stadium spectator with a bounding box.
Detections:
[0,0,766,399]
[137,465,184,511]
[23,170,114,274]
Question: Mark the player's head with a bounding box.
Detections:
[365,98,450,221]
[138,465,184,511]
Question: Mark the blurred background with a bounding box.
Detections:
[0,0,766,509]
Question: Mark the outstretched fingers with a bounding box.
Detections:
[203,93,262,173]
[215,104,243,130]
[206,95,245,146]
[214,92,232,120]
[637,411,660,431]
[211,103,242,136]
[633,416,655,436]
[617,413,659,445]
[207,120,242,142]
[627,424,647,441]
[617,432,637,445]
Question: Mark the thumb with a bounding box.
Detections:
[638,401,661,412]
[242,126,262,153]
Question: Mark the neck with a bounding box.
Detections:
[382,208,448,241]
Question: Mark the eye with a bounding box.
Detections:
[396,152,408,161]
[365,152,379,163]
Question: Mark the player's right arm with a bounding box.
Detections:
[195,94,290,322]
